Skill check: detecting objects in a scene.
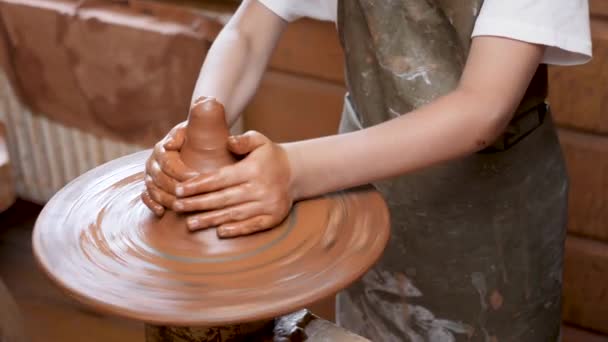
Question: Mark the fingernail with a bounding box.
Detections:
[173,202,183,210]
[153,205,165,217]
[217,227,233,238]
[175,186,184,196]
[186,217,199,230]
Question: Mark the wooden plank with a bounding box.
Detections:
[243,70,345,143]
[0,122,15,213]
[549,19,608,134]
[558,129,608,242]
[269,18,345,84]
[562,235,608,334]
[562,325,608,342]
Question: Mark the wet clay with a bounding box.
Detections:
[142,97,236,232]
[32,147,390,325]
[141,97,235,220]
[179,97,236,172]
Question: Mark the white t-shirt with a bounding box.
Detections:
[258,0,592,66]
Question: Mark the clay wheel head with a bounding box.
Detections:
[32,99,390,326]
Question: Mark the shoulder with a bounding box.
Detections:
[257,0,337,22]
[472,0,592,65]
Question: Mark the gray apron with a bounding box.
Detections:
[335,1,567,341]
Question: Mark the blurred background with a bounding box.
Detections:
[0,0,606,340]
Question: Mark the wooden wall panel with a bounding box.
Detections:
[243,71,345,143]
[562,325,608,342]
[553,3,608,333]
[591,0,608,18]
[563,236,608,334]
[151,1,346,84]
[558,129,608,242]
[548,19,608,134]
[269,19,344,84]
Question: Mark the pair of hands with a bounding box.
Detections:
[141,124,295,238]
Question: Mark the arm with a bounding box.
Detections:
[141,0,287,216]
[286,36,545,199]
[174,36,545,235]
[191,0,288,126]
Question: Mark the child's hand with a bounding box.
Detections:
[141,121,198,216]
[173,130,295,238]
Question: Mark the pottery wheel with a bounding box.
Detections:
[32,150,390,326]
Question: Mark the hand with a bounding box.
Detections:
[173,131,295,238]
[141,121,198,216]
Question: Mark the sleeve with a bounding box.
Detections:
[471,0,592,66]
[257,0,337,23]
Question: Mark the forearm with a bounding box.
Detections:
[285,36,543,200]
[191,0,286,126]
[285,88,513,200]
[191,29,258,126]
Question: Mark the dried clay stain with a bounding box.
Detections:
[489,289,503,310]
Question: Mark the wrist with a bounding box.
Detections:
[280,142,306,201]
[280,136,355,201]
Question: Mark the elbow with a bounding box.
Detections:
[473,109,513,151]
[455,87,517,151]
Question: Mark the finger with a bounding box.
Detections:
[145,175,177,209]
[217,215,275,238]
[227,130,269,155]
[173,184,255,212]
[155,146,198,182]
[186,202,262,231]
[176,165,247,197]
[147,158,179,195]
[141,191,165,217]
[163,122,187,151]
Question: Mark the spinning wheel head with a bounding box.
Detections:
[32,99,390,326]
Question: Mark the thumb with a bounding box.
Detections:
[227,130,269,155]
[163,122,187,151]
